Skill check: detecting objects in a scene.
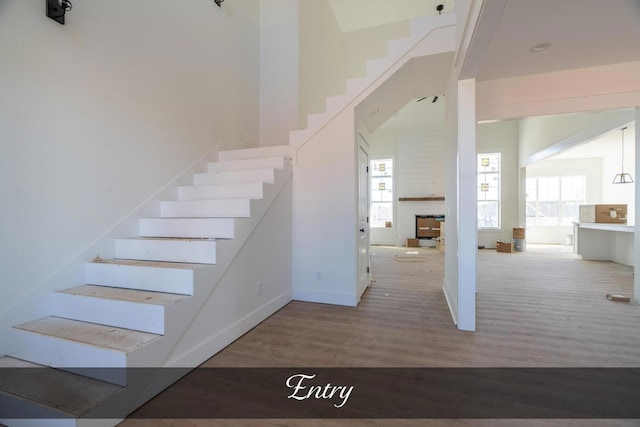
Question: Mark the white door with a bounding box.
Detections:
[358,144,370,300]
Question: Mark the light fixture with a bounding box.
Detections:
[530,42,551,53]
[613,127,633,184]
[46,0,72,25]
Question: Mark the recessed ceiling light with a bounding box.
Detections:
[530,42,551,53]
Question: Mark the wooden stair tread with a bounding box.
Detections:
[90,258,208,270]
[15,317,161,353]
[57,285,190,306]
[0,356,122,417]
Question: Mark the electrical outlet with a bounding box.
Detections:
[257,281,262,295]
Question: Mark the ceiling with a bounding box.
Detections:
[368,0,640,136]
[466,0,640,81]
[328,0,455,33]
[550,120,636,161]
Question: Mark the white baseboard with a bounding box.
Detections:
[292,288,357,307]
[442,285,458,326]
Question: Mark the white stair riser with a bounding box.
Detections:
[218,145,293,162]
[346,76,369,94]
[7,329,127,385]
[306,112,327,131]
[366,57,389,76]
[86,263,194,295]
[115,239,216,264]
[178,182,263,201]
[140,217,234,239]
[194,168,275,186]
[289,128,312,146]
[160,199,250,218]
[50,293,166,335]
[207,156,284,173]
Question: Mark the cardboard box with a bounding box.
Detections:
[406,238,419,247]
[579,204,627,223]
[496,241,512,253]
[513,227,525,239]
[436,239,445,252]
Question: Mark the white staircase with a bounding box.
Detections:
[1,154,292,426]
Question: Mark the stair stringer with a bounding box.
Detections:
[88,161,294,419]
[289,12,457,150]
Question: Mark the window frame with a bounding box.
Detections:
[370,157,395,229]
[526,175,586,227]
[477,152,501,230]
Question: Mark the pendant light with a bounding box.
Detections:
[612,127,633,184]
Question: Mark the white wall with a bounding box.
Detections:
[260,0,299,147]
[298,0,348,127]
[476,120,519,248]
[343,21,410,78]
[298,0,434,129]
[292,112,358,306]
[0,1,260,339]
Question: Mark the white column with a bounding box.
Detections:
[635,107,640,303]
[457,79,477,331]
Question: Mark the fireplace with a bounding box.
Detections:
[415,215,445,239]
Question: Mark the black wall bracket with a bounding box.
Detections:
[214,0,224,6]
[47,0,72,25]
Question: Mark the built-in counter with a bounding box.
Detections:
[573,222,634,266]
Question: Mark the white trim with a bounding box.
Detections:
[442,286,458,326]
[292,288,358,307]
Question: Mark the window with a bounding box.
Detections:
[370,159,393,228]
[477,153,501,229]
[526,176,585,226]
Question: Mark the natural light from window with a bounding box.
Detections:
[478,153,501,229]
[371,159,393,228]
[526,176,586,227]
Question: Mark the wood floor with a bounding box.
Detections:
[120,244,640,426]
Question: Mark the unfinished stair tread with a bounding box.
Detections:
[91,258,208,270]
[15,317,161,353]
[0,356,122,417]
[57,285,190,306]
[117,237,216,242]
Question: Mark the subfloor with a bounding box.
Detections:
[120,244,640,426]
